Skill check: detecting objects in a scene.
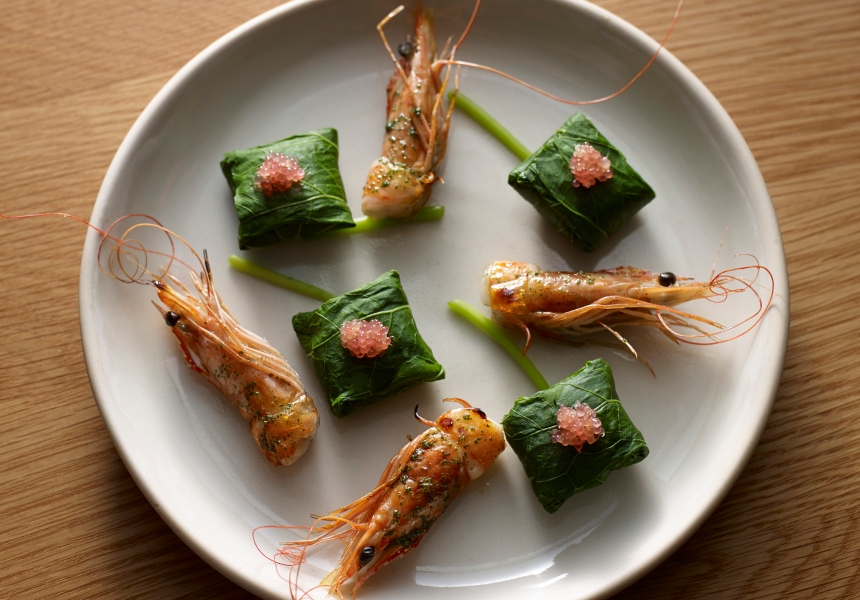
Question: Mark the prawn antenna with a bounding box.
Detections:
[110,220,200,284]
[452,0,481,55]
[443,397,473,409]
[414,405,436,427]
[0,211,199,284]
[438,0,684,106]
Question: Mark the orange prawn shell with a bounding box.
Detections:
[480,259,773,356]
[308,402,505,598]
[483,261,713,317]
[153,274,319,467]
[361,6,452,219]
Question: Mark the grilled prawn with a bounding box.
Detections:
[98,219,320,466]
[360,4,461,219]
[483,260,772,354]
[0,213,320,465]
[152,251,319,466]
[275,398,505,598]
[359,0,680,220]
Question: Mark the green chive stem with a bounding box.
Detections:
[328,205,445,237]
[447,299,549,390]
[449,92,532,162]
[228,255,335,302]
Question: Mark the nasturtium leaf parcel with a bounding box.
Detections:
[221,128,355,249]
[502,359,648,514]
[292,271,445,418]
[508,113,655,253]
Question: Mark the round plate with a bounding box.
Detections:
[80,0,789,598]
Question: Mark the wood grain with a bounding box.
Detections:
[1,0,858,598]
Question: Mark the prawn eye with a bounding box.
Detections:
[398,41,413,58]
[164,311,181,327]
[658,272,677,287]
[359,546,375,567]
[472,407,487,420]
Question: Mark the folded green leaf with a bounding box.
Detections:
[292,271,445,418]
[502,358,648,513]
[508,113,655,252]
[221,128,355,249]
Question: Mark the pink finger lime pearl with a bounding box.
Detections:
[253,152,305,196]
[340,319,393,358]
[569,142,612,188]
[551,403,604,451]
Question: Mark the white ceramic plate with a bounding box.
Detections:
[81,0,789,598]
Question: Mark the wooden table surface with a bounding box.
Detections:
[1,0,858,598]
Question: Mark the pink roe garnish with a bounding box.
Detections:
[340,319,393,359]
[551,403,604,451]
[569,142,612,188]
[253,152,305,196]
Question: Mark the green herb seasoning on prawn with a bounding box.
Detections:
[269,398,505,599]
